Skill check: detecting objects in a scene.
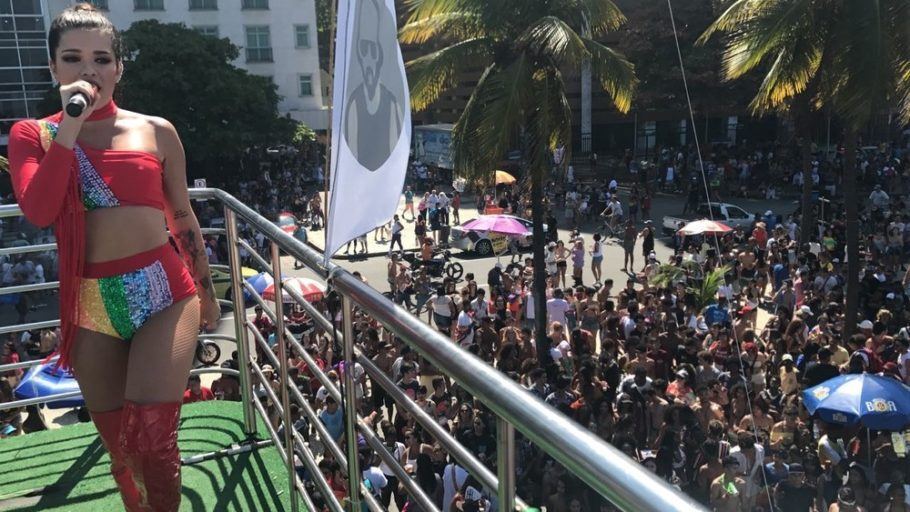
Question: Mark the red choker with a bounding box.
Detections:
[86,100,118,121]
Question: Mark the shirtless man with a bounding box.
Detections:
[710,456,745,512]
[388,253,405,293]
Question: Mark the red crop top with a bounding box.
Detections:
[8,100,165,226]
[5,100,167,369]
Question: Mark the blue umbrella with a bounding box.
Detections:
[246,272,274,296]
[803,373,910,430]
[14,362,84,409]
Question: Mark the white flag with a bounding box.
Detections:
[325,0,411,261]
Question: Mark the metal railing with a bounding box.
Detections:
[0,191,706,512]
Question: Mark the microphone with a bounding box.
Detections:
[65,93,90,117]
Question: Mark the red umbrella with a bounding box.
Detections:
[677,219,732,236]
[263,277,325,303]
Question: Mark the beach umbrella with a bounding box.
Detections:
[803,373,910,430]
[14,361,84,409]
[494,170,516,185]
[461,215,530,236]
[263,277,326,303]
[677,219,733,236]
[246,272,274,295]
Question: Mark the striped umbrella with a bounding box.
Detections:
[677,219,732,236]
[262,277,326,303]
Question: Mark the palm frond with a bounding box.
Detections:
[452,56,534,177]
[689,265,730,311]
[0,155,8,173]
[583,39,637,113]
[553,0,626,35]
[399,12,486,44]
[518,16,591,68]
[406,37,493,111]
[450,64,496,176]
[708,0,818,80]
[748,35,823,114]
[650,264,686,290]
[698,0,763,45]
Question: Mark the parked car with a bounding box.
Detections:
[662,203,755,234]
[210,265,259,301]
[450,215,547,256]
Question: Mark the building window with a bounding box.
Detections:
[88,0,109,9]
[241,0,268,9]
[244,25,272,62]
[134,0,164,10]
[298,74,313,97]
[189,0,216,9]
[294,24,310,48]
[194,25,219,38]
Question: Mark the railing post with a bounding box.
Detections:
[271,241,299,512]
[342,295,362,512]
[497,417,516,512]
[224,208,256,436]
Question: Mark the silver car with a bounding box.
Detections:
[449,215,546,256]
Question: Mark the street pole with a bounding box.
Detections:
[342,295,361,512]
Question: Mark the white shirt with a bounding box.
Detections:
[471,298,490,319]
[546,298,570,325]
[362,466,388,495]
[456,311,475,347]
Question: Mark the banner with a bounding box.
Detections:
[325,0,411,261]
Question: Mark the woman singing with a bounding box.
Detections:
[7,5,220,510]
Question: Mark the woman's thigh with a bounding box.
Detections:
[70,328,130,412]
[125,296,200,404]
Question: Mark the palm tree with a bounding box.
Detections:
[401,0,637,360]
[700,0,910,338]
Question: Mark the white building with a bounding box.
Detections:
[0,0,327,148]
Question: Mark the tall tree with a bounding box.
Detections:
[701,0,910,339]
[401,0,637,362]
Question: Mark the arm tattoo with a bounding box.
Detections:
[173,209,190,220]
[175,228,216,301]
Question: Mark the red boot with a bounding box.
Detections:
[91,409,142,511]
[119,401,183,512]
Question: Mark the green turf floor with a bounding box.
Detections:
[0,401,292,511]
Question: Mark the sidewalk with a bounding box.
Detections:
[308,191,485,259]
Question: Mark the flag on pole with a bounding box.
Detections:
[325,0,411,262]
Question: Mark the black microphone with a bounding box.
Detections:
[65,93,89,117]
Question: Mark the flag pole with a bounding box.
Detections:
[322,0,337,267]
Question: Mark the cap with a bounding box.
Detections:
[548,242,556,248]
[781,354,794,362]
[886,292,896,300]
[675,369,689,379]
[800,305,813,316]
[858,320,874,330]
[262,364,275,372]
[789,463,805,473]
[494,263,503,270]
[764,210,773,216]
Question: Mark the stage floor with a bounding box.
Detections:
[0,401,292,511]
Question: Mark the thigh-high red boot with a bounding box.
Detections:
[119,401,182,512]
[91,409,143,511]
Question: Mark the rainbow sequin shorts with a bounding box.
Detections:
[78,244,196,340]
